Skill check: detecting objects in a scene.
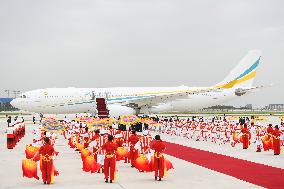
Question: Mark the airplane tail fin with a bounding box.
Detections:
[214,50,262,89]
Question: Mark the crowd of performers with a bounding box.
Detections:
[22,118,173,185]
[21,114,284,185]
[65,120,173,183]
[6,116,25,149]
[155,116,284,155]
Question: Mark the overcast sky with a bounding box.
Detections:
[0,0,283,107]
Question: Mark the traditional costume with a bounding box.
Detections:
[272,126,282,155]
[150,135,166,181]
[101,136,117,183]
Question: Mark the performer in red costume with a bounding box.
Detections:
[255,126,263,152]
[272,125,282,155]
[82,127,90,149]
[140,130,152,155]
[122,129,131,163]
[96,135,117,183]
[267,124,274,137]
[96,130,108,173]
[115,131,125,147]
[241,124,251,149]
[263,124,274,151]
[90,129,100,160]
[109,126,116,136]
[128,131,140,167]
[33,137,56,185]
[6,126,15,149]
[150,135,166,181]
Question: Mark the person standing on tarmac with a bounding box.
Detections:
[32,116,36,124]
[95,135,117,183]
[150,135,166,181]
[7,116,11,127]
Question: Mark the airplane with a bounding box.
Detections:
[11,50,266,118]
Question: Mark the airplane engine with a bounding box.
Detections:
[235,88,247,96]
[108,104,136,118]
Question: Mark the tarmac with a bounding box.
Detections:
[1,115,282,189]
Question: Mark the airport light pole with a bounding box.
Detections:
[4,90,10,98]
[12,90,21,98]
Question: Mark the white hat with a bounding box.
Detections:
[115,133,122,138]
[112,123,118,129]
[100,129,105,135]
[34,135,41,140]
[46,132,51,137]
[143,130,149,136]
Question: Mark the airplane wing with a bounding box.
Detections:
[116,87,220,108]
[116,83,271,108]
[234,84,272,96]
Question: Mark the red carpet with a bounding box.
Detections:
[164,142,284,189]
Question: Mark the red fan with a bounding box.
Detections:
[116,147,129,161]
[81,148,92,160]
[22,159,39,180]
[233,132,239,143]
[262,135,273,151]
[134,155,151,172]
[25,145,40,161]
[83,155,101,173]
[149,156,174,171]
[164,158,174,171]
[76,143,84,151]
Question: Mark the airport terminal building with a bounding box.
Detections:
[265,104,284,111]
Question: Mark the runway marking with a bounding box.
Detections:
[164,141,284,189]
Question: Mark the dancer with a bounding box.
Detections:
[272,125,282,155]
[95,135,117,183]
[150,135,166,181]
[33,137,57,185]
[241,124,251,149]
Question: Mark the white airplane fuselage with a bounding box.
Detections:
[11,86,237,116]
